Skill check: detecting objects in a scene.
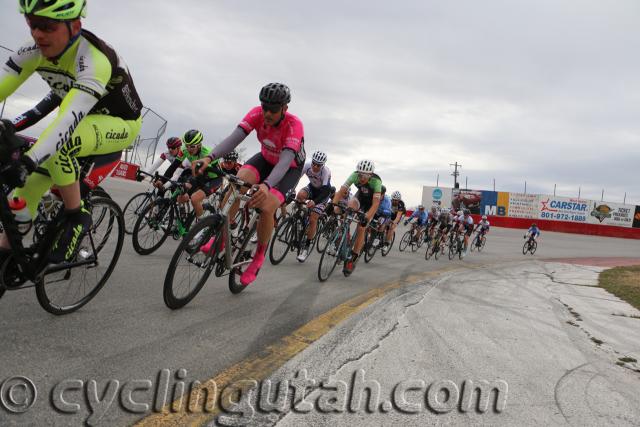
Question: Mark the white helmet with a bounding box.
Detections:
[442,208,450,214]
[391,191,402,200]
[457,210,463,215]
[311,150,327,165]
[481,215,487,220]
[356,159,375,174]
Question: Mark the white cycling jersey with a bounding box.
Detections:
[302,161,331,189]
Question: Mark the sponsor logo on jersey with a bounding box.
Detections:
[55,111,85,151]
[17,45,38,56]
[105,128,129,140]
[78,55,87,73]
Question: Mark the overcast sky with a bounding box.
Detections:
[1,0,639,206]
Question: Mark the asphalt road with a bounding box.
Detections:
[1,178,640,426]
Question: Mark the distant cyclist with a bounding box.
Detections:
[473,215,491,242]
[525,223,541,242]
[388,190,406,249]
[405,205,428,242]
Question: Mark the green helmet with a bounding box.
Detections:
[183,129,203,146]
[19,0,87,20]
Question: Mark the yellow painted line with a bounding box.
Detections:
[135,265,462,427]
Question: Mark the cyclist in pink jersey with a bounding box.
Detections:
[196,83,305,287]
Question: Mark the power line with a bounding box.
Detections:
[0,44,14,53]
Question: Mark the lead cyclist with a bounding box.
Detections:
[0,0,143,263]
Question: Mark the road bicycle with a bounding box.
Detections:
[269,198,322,265]
[363,217,395,263]
[0,136,124,314]
[121,170,162,234]
[470,230,487,252]
[163,173,261,308]
[448,229,465,260]
[523,235,537,255]
[317,204,366,282]
[425,228,445,260]
[399,222,424,252]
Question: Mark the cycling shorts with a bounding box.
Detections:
[241,152,303,204]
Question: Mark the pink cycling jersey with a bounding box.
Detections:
[239,106,304,168]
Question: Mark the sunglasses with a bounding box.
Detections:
[358,173,372,179]
[261,103,282,114]
[26,16,61,33]
[311,162,323,167]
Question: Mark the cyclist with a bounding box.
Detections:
[331,159,382,276]
[473,214,491,247]
[424,205,440,242]
[436,207,452,253]
[388,190,406,250]
[404,205,428,242]
[461,209,474,257]
[220,150,242,175]
[372,185,393,249]
[525,223,541,242]
[196,83,305,287]
[0,0,143,263]
[141,137,185,197]
[296,150,332,262]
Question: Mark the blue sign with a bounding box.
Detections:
[432,188,443,200]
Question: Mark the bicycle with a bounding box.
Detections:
[269,199,320,265]
[121,170,161,235]
[448,228,465,260]
[0,137,124,314]
[363,217,395,263]
[317,204,366,282]
[163,173,261,309]
[314,212,337,254]
[131,177,196,255]
[399,222,423,252]
[470,230,487,252]
[425,228,444,260]
[523,235,537,255]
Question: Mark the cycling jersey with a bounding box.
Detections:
[146,149,184,176]
[391,199,407,217]
[239,106,305,167]
[528,226,540,236]
[301,162,331,189]
[410,210,428,225]
[181,146,222,179]
[221,162,241,175]
[477,219,490,230]
[344,172,382,198]
[0,30,142,166]
[376,195,393,217]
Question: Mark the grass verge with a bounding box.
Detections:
[599,266,640,311]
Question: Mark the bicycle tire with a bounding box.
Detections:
[434,241,441,260]
[122,192,152,235]
[35,197,124,315]
[399,230,412,252]
[381,231,394,256]
[522,240,529,255]
[132,201,174,255]
[163,215,222,309]
[318,226,344,282]
[363,231,378,263]
[269,216,293,265]
[530,241,537,255]
[316,216,337,254]
[479,236,486,251]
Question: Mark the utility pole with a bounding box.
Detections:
[450,162,461,189]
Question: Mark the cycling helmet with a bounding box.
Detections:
[418,204,425,210]
[356,159,375,174]
[442,208,450,214]
[223,150,239,162]
[311,150,327,165]
[463,209,470,215]
[19,0,87,20]
[481,215,487,220]
[380,185,386,194]
[259,83,291,105]
[531,223,537,227]
[166,136,182,150]
[457,210,463,215]
[183,129,203,146]
[391,191,402,200]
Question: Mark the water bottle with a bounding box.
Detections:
[8,197,32,235]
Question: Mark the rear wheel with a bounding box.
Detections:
[269,217,293,265]
[35,197,124,315]
[381,230,395,256]
[228,220,258,294]
[122,192,152,235]
[132,201,174,255]
[318,227,344,282]
[163,215,221,309]
[316,216,337,254]
[363,231,379,264]
[530,241,537,255]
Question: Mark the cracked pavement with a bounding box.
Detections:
[221,262,640,426]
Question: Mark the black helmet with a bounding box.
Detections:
[183,129,203,146]
[223,150,239,162]
[259,83,291,105]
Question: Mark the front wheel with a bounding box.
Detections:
[163,215,222,309]
[318,226,344,282]
[381,230,395,256]
[122,192,152,235]
[269,217,293,265]
[522,240,530,255]
[132,201,174,255]
[399,230,412,252]
[35,197,124,315]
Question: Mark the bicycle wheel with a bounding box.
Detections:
[381,231,394,256]
[163,215,222,309]
[470,235,478,252]
[269,216,294,265]
[228,220,258,294]
[318,226,345,282]
[398,230,412,252]
[434,241,441,260]
[35,197,124,315]
[448,241,456,260]
[363,231,378,263]
[316,216,337,254]
[458,241,464,260]
[530,241,537,255]
[479,236,486,251]
[122,192,152,235]
[522,240,529,255]
[132,201,174,255]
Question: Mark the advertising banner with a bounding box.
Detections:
[508,193,538,219]
[111,161,139,181]
[421,186,452,209]
[538,196,589,223]
[585,202,634,228]
[452,189,483,214]
[481,191,508,216]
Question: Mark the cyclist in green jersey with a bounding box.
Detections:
[331,159,382,276]
[0,0,143,263]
